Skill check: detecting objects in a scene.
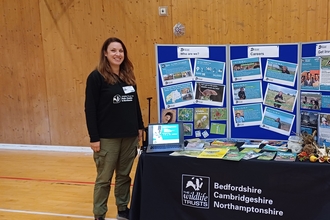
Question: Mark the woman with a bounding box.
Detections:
[85,37,144,220]
[281,66,290,74]
[163,111,173,123]
[275,118,281,129]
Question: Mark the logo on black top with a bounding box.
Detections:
[113,95,121,104]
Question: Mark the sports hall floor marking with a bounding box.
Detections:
[0,208,116,219]
[0,176,95,185]
[0,176,134,186]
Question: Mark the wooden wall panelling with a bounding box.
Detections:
[118,0,174,124]
[1,0,330,146]
[0,0,50,145]
[40,0,99,146]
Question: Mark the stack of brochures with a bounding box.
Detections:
[197,148,229,159]
[184,142,205,151]
[274,152,297,162]
[222,149,245,161]
[242,150,263,160]
[208,140,236,148]
[262,144,288,152]
[257,152,276,160]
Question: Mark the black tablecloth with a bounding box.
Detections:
[130,152,330,220]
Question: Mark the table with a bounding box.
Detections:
[130,152,330,220]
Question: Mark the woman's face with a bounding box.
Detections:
[164,115,171,122]
[104,42,124,68]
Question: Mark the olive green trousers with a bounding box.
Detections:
[93,137,138,219]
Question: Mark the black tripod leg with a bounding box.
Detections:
[142,97,152,151]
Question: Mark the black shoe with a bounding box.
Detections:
[117,208,129,220]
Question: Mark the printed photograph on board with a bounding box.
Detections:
[301,110,318,142]
[301,92,321,110]
[210,108,227,121]
[161,109,177,123]
[263,83,297,112]
[183,123,193,136]
[301,110,318,128]
[232,103,263,127]
[210,123,226,135]
[194,82,225,107]
[301,57,320,90]
[260,107,295,136]
[194,59,225,84]
[158,59,193,86]
[194,108,210,129]
[320,56,330,91]
[177,108,194,121]
[232,80,263,105]
[161,82,194,108]
[264,59,298,87]
[231,57,262,82]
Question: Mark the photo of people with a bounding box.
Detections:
[235,111,245,123]
[274,117,282,129]
[264,83,297,112]
[194,82,225,106]
[301,57,320,90]
[301,92,321,110]
[280,65,291,74]
[274,91,285,108]
[238,87,246,100]
[232,80,263,104]
[232,103,263,127]
[161,109,176,123]
[261,107,295,136]
[264,59,297,87]
[301,71,320,88]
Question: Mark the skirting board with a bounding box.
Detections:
[0,143,143,154]
[0,143,92,153]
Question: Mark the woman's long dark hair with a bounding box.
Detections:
[97,37,136,85]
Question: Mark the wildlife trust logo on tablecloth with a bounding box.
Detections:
[182,174,210,209]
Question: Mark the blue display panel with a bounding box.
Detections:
[301,41,330,146]
[229,44,299,140]
[156,45,227,139]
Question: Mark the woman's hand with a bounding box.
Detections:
[90,141,100,152]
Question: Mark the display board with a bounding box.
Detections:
[156,42,330,142]
[229,44,299,140]
[301,41,330,147]
[155,45,228,139]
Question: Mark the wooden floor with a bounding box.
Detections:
[0,149,140,220]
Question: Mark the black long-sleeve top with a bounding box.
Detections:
[84,70,144,142]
